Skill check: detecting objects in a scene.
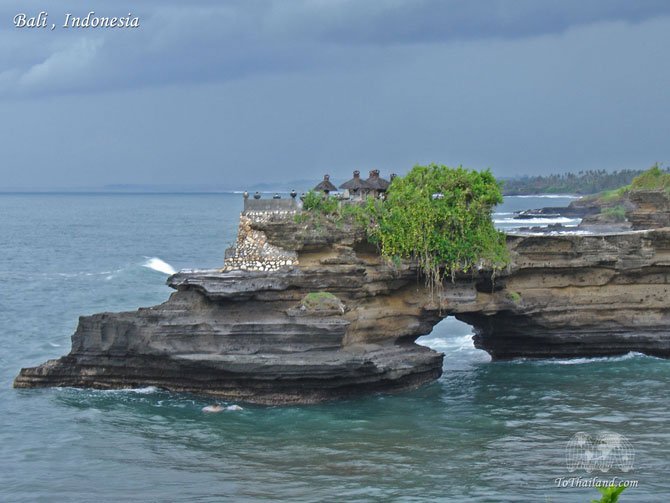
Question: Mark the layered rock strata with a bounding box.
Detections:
[14,209,670,403]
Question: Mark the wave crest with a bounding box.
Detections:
[142,257,176,275]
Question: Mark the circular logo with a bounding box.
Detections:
[566,431,634,473]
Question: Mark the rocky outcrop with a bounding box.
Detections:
[627,190,670,230]
[468,231,670,359]
[14,209,670,403]
[524,189,670,233]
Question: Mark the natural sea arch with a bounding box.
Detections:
[416,316,491,369]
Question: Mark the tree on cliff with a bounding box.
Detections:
[370,164,509,291]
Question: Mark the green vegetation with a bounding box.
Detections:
[590,484,627,503]
[574,165,669,218]
[371,165,508,289]
[301,292,342,311]
[507,291,522,303]
[297,190,372,227]
[597,186,630,203]
[601,205,627,222]
[300,165,509,293]
[502,169,653,196]
[630,163,670,193]
[302,190,339,214]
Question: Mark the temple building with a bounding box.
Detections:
[313,174,338,195]
[364,169,390,198]
[339,170,371,200]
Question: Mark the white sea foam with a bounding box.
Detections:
[102,386,161,394]
[202,404,244,413]
[419,334,476,352]
[509,194,580,199]
[142,257,176,275]
[56,386,161,396]
[494,217,578,225]
[524,352,657,365]
[511,229,595,236]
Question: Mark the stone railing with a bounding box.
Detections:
[243,198,300,213]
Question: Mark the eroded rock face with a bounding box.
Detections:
[468,231,670,359]
[627,190,670,230]
[14,210,670,403]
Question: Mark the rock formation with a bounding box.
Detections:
[626,190,670,230]
[14,203,670,404]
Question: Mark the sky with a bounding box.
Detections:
[1,0,669,190]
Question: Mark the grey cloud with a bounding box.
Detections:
[283,0,670,45]
[2,0,670,98]
[0,13,668,188]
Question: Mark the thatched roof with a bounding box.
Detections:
[365,169,390,191]
[339,170,371,192]
[313,174,338,193]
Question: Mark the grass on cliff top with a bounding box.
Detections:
[630,164,670,192]
[580,164,670,207]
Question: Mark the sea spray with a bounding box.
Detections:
[142,257,176,275]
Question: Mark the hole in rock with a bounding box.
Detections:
[416,316,491,369]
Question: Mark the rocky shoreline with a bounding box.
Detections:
[512,188,670,234]
[15,197,670,403]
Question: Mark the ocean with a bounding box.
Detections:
[1,194,668,502]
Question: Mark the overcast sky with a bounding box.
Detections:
[1,0,669,190]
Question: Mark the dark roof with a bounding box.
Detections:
[339,170,371,191]
[314,174,338,192]
[365,169,390,191]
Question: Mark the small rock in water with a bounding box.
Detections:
[202,404,224,413]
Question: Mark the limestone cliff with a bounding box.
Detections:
[14,207,670,404]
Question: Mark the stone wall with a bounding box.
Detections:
[222,213,298,272]
[243,198,300,213]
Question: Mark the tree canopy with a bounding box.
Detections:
[370,164,509,289]
[502,169,649,195]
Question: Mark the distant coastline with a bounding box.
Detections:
[500,168,663,196]
[3,168,665,196]
[0,181,314,194]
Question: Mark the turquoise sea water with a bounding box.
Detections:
[1,194,668,502]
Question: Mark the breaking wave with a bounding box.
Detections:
[510,194,580,199]
[142,257,176,275]
[494,216,578,225]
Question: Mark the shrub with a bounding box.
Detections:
[370,164,509,290]
[630,163,670,192]
[302,191,339,214]
[598,186,630,204]
[590,483,627,503]
[601,205,627,222]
